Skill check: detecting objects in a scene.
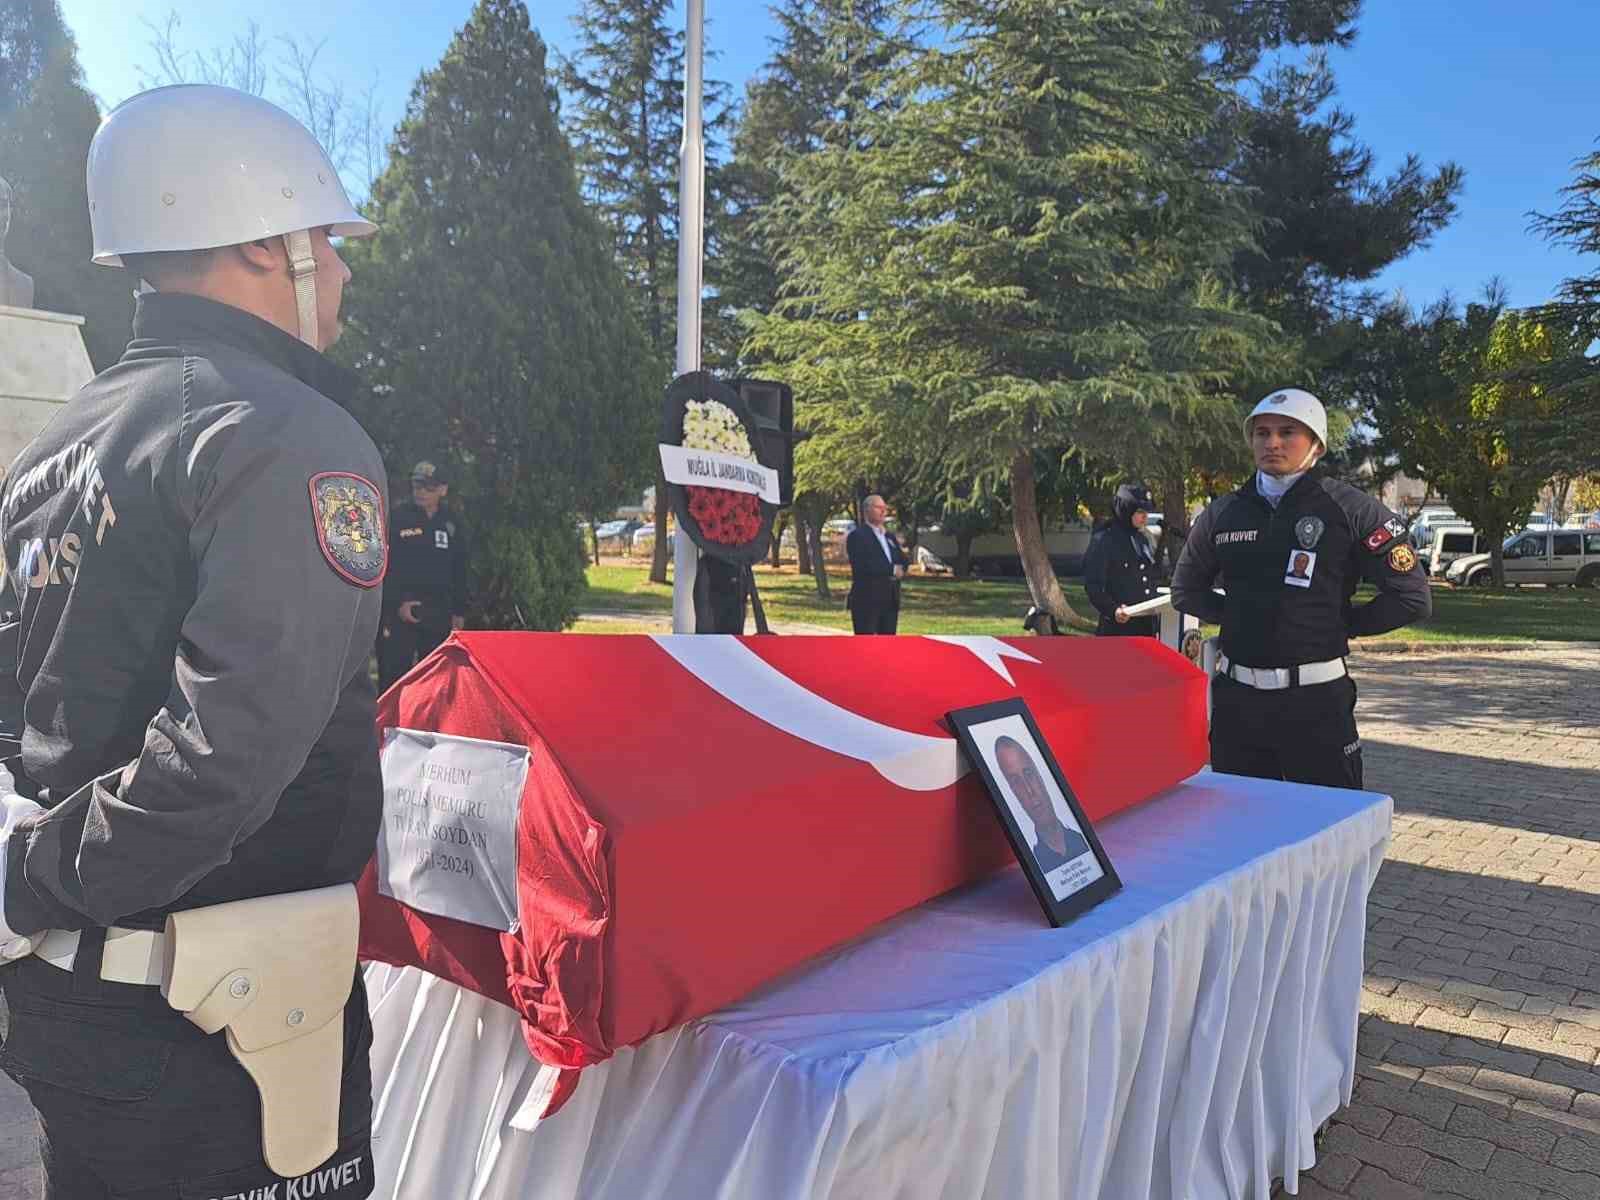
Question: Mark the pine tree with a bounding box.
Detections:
[717,0,899,329]
[337,0,656,629]
[751,0,1276,627]
[716,0,904,596]
[558,0,729,583]
[1526,149,1600,475]
[0,0,133,368]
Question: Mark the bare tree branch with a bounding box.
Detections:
[132,10,386,199]
[137,11,268,95]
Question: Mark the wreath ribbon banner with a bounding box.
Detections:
[658,443,782,504]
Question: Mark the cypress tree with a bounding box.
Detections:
[337,0,656,629]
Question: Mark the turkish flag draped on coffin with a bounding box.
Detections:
[357,633,1208,1115]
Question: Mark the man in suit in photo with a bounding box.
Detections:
[994,735,1091,875]
[846,494,910,634]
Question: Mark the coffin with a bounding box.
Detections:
[357,632,1207,1113]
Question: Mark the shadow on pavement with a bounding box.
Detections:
[1363,738,1600,843]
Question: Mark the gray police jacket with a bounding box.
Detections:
[1171,470,1430,668]
[0,292,387,934]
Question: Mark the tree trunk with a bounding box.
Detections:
[900,504,920,562]
[796,495,832,599]
[1490,542,1505,587]
[649,468,669,584]
[795,512,813,575]
[1011,450,1094,629]
[1157,466,1188,578]
[807,521,830,599]
[589,517,600,567]
[770,513,785,568]
[955,532,975,579]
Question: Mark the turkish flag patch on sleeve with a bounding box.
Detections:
[1363,518,1407,554]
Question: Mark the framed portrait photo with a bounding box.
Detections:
[947,698,1121,927]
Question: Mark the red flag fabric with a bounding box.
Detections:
[358,633,1206,1112]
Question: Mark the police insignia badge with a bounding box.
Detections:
[310,472,387,587]
[1294,515,1325,549]
[1388,543,1417,573]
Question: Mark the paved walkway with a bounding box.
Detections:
[1307,646,1600,1199]
[0,646,1594,1199]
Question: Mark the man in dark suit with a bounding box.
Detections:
[846,494,910,634]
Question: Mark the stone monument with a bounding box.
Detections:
[0,174,94,474]
[0,177,35,311]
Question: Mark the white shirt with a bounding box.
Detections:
[870,523,894,564]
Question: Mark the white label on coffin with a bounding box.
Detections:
[376,728,527,932]
[658,443,782,504]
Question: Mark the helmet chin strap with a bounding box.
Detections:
[284,229,320,350]
[1262,446,1323,478]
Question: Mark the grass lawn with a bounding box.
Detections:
[584,561,1051,635]
[581,559,1600,643]
[1371,583,1600,645]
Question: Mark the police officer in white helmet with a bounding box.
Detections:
[0,86,385,1197]
[1171,388,1429,789]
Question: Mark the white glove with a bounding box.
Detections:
[0,777,45,959]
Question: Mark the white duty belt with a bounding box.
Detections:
[1216,651,1346,690]
[33,884,358,1179]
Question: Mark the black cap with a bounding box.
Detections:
[410,460,448,486]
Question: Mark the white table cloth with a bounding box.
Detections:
[366,772,1389,1200]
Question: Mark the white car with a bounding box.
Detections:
[1425,524,1485,578]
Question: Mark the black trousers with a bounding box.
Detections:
[377,621,449,691]
[849,579,900,635]
[1210,671,1364,790]
[1094,615,1157,638]
[0,953,374,1199]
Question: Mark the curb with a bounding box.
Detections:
[1349,640,1600,655]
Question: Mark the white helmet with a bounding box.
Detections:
[87,85,376,347]
[1243,387,1328,449]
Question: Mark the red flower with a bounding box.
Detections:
[685,485,764,544]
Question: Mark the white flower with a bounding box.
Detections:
[682,400,752,459]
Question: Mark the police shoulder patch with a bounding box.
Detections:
[310,472,387,588]
[1388,543,1417,573]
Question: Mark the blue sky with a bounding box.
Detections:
[57,0,1598,311]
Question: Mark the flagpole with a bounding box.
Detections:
[670,0,706,634]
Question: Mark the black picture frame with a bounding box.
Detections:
[946,698,1122,927]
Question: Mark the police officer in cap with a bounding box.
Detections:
[0,85,384,1197]
[1083,482,1162,637]
[378,459,469,690]
[1172,388,1429,789]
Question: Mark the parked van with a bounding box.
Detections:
[1445,528,1600,588]
[1425,525,1484,577]
[1409,507,1459,550]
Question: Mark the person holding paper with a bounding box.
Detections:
[1083,482,1162,637]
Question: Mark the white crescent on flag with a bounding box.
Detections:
[649,635,1041,791]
